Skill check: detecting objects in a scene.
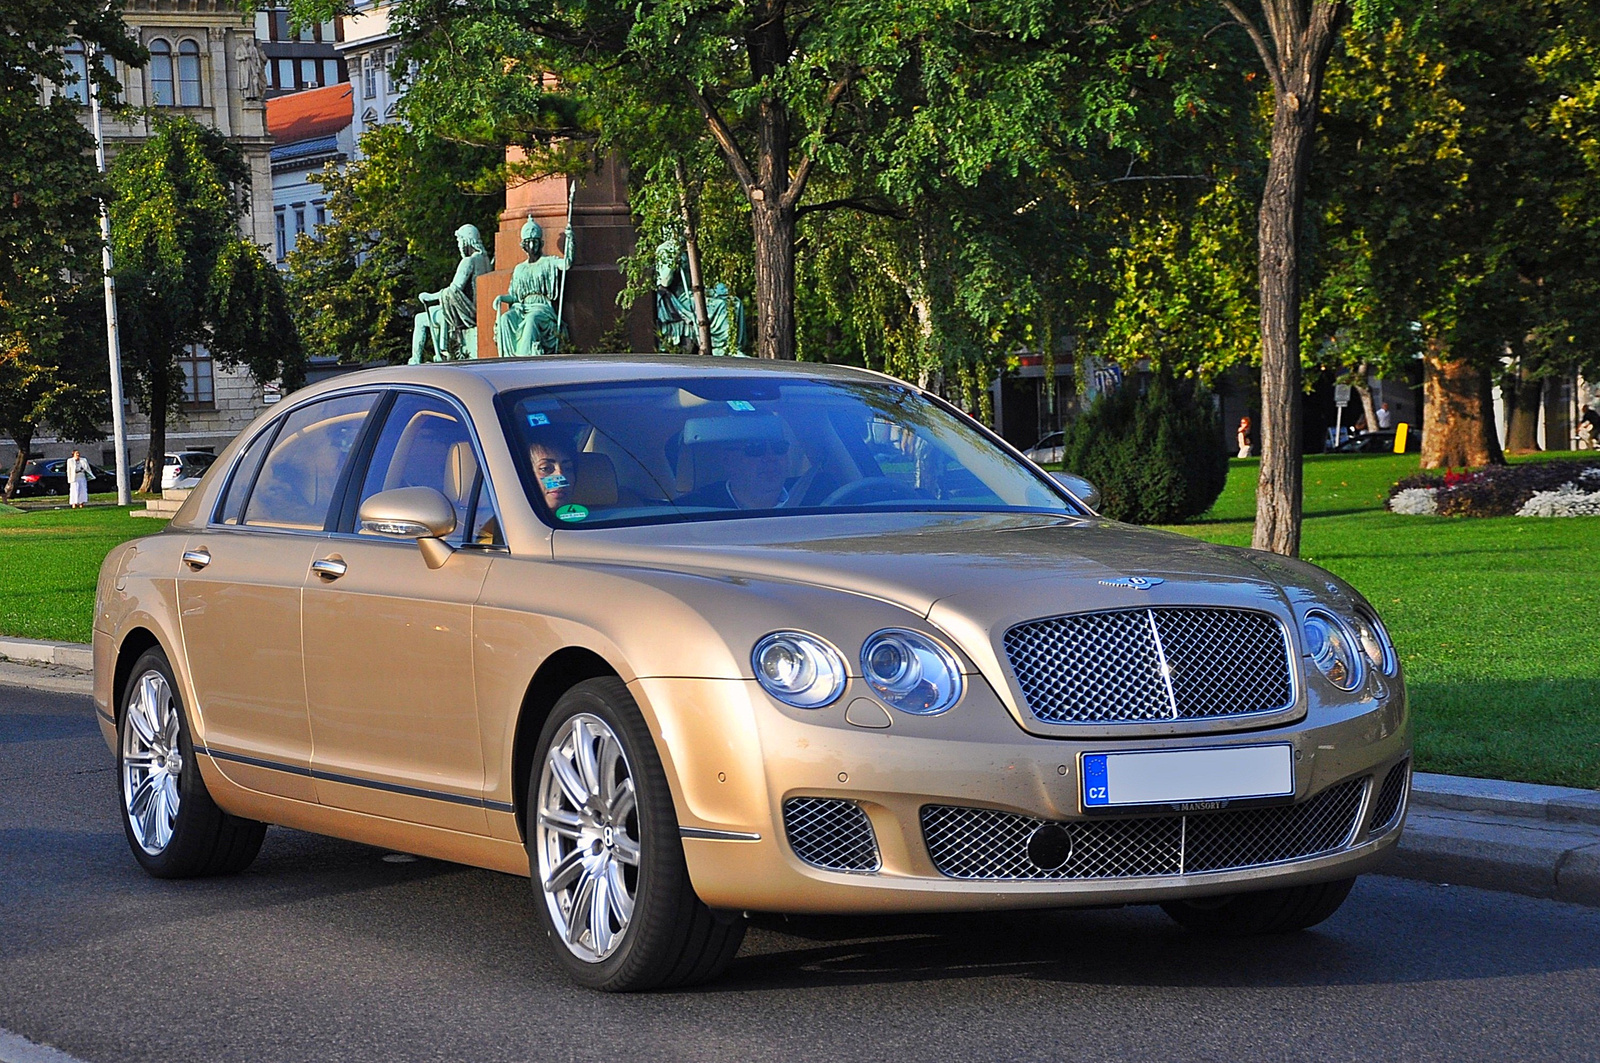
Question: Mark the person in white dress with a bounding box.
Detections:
[66,450,93,508]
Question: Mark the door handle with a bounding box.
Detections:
[182,548,211,570]
[311,556,348,580]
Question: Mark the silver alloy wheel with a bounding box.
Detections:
[121,669,182,855]
[535,712,640,963]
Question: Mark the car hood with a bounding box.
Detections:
[552,511,1286,623]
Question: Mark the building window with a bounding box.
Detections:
[149,39,174,106]
[322,58,341,86]
[362,56,376,99]
[274,210,287,261]
[177,39,202,106]
[270,9,290,40]
[299,58,317,88]
[293,207,306,240]
[64,39,89,104]
[384,48,397,93]
[179,345,214,409]
[275,58,294,90]
[314,201,328,232]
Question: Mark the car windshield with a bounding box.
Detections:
[499,376,1076,528]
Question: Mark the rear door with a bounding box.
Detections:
[177,391,379,800]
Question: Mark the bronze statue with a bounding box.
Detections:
[654,234,745,357]
[493,216,573,357]
[410,224,493,363]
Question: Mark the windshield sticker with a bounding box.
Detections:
[540,473,570,491]
[555,504,588,522]
[726,400,756,412]
[526,412,551,426]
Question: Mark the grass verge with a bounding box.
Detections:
[0,502,165,644]
[1165,452,1600,789]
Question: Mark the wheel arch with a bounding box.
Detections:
[510,647,620,841]
[112,626,168,721]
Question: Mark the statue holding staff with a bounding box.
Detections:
[493,216,574,357]
[655,233,744,357]
[410,224,493,363]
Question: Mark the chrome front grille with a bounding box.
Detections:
[1003,607,1294,724]
[783,797,881,872]
[921,778,1367,881]
[1366,759,1410,835]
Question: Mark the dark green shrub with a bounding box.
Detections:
[1060,372,1229,524]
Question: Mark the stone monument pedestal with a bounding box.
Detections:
[476,152,654,357]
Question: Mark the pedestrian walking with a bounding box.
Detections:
[1236,416,1252,458]
[66,450,93,508]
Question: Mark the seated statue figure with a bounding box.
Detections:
[494,217,573,357]
[410,224,494,363]
[654,234,745,357]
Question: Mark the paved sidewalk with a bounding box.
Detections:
[4,638,1597,909]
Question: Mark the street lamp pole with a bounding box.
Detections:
[88,58,131,506]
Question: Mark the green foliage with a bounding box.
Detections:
[1060,372,1228,524]
[110,117,303,485]
[284,123,502,363]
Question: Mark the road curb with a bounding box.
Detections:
[4,636,1597,908]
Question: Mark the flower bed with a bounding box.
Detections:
[1386,458,1600,517]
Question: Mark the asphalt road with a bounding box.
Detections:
[3,682,1598,1063]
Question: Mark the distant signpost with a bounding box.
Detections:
[1333,384,1352,449]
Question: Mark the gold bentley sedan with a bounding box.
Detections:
[94,357,1410,990]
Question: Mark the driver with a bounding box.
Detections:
[676,415,792,510]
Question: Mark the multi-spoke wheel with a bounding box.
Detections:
[535,712,641,962]
[116,648,266,878]
[528,677,745,991]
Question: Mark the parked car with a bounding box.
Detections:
[124,452,219,491]
[8,458,109,497]
[1023,430,1064,465]
[94,357,1411,991]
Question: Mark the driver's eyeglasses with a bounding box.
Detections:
[739,440,790,458]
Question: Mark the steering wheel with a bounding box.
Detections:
[820,477,922,507]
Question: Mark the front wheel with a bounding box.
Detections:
[1160,877,1356,936]
[529,677,744,991]
[118,648,266,878]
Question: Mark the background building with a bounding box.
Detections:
[267,84,353,266]
[337,0,404,150]
[253,6,345,97]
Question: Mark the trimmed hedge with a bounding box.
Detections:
[1061,373,1229,524]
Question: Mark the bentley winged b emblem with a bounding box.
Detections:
[1098,576,1165,590]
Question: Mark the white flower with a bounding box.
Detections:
[1388,488,1439,515]
[1516,482,1600,518]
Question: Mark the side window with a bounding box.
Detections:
[243,393,377,530]
[466,475,503,546]
[355,393,478,540]
[215,425,277,525]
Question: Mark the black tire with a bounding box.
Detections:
[527,677,745,991]
[117,648,266,878]
[1160,877,1356,936]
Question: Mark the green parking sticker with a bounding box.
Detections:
[556,504,589,522]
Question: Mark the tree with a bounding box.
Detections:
[286,123,503,363]
[0,0,143,493]
[110,117,305,493]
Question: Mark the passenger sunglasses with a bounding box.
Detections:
[740,440,790,457]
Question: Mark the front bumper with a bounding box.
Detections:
[631,673,1410,915]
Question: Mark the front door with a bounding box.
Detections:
[301,391,499,833]
[177,390,380,801]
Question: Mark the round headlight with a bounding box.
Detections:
[860,629,963,715]
[752,632,846,708]
[1302,610,1363,691]
[1348,611,1396,676]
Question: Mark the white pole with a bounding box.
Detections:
[554,176,575,353]
[89,58,131,506]
[1333,403,1343,452]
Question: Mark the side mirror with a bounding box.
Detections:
[1050,471,1101,512]
[359,486,457,569]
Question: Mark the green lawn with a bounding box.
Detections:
[2,459,1596,788]
[0,501,165,644]
[1165,452,1600,789]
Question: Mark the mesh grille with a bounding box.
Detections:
[921,778,1367,881]
[1366,759,1410,835]
[1003,607,1294,724]
[783,797,880,872]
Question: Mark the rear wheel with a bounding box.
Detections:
[118,648,266,878]
[528,677,744,991]
[1161,877,1356,935]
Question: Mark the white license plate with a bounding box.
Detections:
[1081,744,1294,808]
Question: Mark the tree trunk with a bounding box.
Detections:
[1421,337,1502,468]
[141,365,170,494]
[1543,375,1572,451]
[1504,361,1541,453]
[751,200,796,361]
[1241,0,1342,558]
[3,427,32,500]
[675,162,714,357]
[1353,363,1378,433]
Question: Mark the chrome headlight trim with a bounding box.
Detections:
[1302,609,1364,692]
[859,628,964,716]
[752,631,847,709]
[1348,610,1397,677]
